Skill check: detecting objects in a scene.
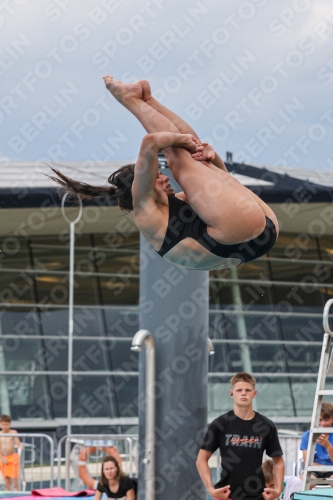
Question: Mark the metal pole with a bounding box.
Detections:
[67,221,75,436]
[131,329,156,500]
[61,195,83,437]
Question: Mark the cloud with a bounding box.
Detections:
[1,0,332,170]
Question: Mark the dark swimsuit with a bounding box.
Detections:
[156,195,277,263]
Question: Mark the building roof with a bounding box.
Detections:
[1,159,333,208]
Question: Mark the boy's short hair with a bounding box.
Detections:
[230,372,256,388]
[321,402,333,419]
[262,459,274,483]
[0,414,11,423]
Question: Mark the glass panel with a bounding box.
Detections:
[209,313,280,341]
[255,377,295,417]
[1,375,53,419]
[278,315,323,341]
[284,344,321,373]
[269,260,333,284]
[0,338,68,371]
[273,285,326,313]
[210,259,270,282]
[268,233,320,260]
[0,273,34,304]
[68,309,139,338]
[235,259,270,280]
[95,232,140,251]
[318,236,333,262]
[0,237,30,269]
[79,233,140,275]
[49,375,68,418]
[97,250,140,275]
[41,309,69,336]
[105,310,139,338]
[211,283,275,311]
[72,340,138,372]
[100,276,139,306]
[72,375,138,418]
[35,274,140,307]
[0,308,39,336]
[74,234,92,248]
[31,245,70,272]
[208,376,231,419]
[34,275,70,306]
[209,283,234,309]
[291,378,333,416]
[209,343,286,373]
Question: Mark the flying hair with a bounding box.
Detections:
[48,164,135,213]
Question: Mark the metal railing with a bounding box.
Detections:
[0,433,54,492]
[56,434,138,491]
[0,432,304,493]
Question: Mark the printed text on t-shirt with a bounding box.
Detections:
[225,434,263,448]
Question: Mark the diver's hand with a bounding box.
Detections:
[174,133,200,152]
[191,142,216,162]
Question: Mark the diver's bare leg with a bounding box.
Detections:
[139,80,200,139]
[103,76,180,134]
[139,80,228,172]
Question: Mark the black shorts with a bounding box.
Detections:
[312,471,333,479]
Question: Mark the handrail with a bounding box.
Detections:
[323,299,333,334]
[56,434,138,489]
[1,433,54,489]
[131,330,156,500]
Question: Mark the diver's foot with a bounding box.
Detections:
[103,76,142,102]
[138,80,152,102]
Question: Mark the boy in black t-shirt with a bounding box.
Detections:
[196,372,284,500]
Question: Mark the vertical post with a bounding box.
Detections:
[132,330,156,500]
[61,196,83,437]
[67,221,75,437]
[0,321,10,414]
[137,165,209,500]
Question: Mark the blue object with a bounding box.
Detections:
[294,489,333,499]
[301,430,333,465]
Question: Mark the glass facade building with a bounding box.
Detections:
[2,159,333,434]
[1,225,333,433]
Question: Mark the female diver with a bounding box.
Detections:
[51,77,279,271]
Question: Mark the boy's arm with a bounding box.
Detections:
[272,456,284,494]
[196,449,215,494]
[302,449,307,463]
[196,449,230,500]
[316,433,333,463]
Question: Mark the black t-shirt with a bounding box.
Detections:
[97,476,134,499]
[201,411,283,500]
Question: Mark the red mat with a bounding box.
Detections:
[31,489,95,497]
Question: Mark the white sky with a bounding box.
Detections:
[1,0,333,170]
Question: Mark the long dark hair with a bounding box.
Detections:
[99,455,125,485]
[49,164,135,212]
